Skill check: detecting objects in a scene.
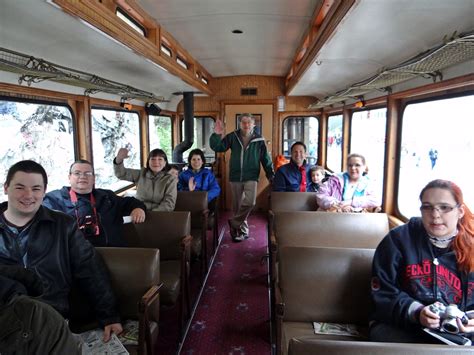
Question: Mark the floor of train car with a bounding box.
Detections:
[156,211,272,354]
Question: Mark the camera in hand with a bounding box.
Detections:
[79,215,99,237]
[429,302,469,334]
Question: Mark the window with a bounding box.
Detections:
[149,114,172,159]
[177,56,188,70]
[91,108,141,191]
[0,99,75,202]
[326,114,343,172]
[180,116,215,164]
[116,7,146,36]
[161,44,172,57]
[282,116,319,165]
[398,95,474,217]
[351,107,387,202]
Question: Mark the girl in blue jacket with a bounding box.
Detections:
[178,149,220,203]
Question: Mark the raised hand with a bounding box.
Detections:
[115,147,129,164]
[214,119,224,135]
[188,176,196,191]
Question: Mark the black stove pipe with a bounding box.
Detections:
[172,92,194,163]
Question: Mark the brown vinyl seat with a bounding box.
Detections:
[276,246,375,355]
[69,247,161,355]
[268,191,318,237]
[207,196,220,254]
[124,211,192,335]
[288,338,473,355]
[270,211,389,282]
[270,191,318,212]
[269,210,389,346]
[174,191,210,274]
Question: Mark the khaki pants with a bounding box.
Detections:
[229,180,258,236]
[0,295,81,355]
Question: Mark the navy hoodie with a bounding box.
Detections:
[370,217,474,329]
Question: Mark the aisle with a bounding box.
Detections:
[180,211,271,354]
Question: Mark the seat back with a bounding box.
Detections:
[174,191,208,228]
[125,211,191,261]
[270,192,317,212]
[279,246,374,324]
[288,338,473,355]
[95,247,160,319]
[274,211,389,249]
[69,247,160,327]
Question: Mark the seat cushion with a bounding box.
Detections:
[190,227,202,257]
[119,319,158,346]
[282,322,368,355]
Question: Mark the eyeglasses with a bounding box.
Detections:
[71,171,94,177]
[420,204,459,214]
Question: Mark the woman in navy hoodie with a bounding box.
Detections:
[370,179,474,344]
[178,148,221,204]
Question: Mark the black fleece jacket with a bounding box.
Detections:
[0,203,120,327]
[370,217,474,329]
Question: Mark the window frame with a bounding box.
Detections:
[179,115,217,164]
[281,115,320,165]
[326,113,343,172]
[395,90,474,219]
[148,112,173,161]
[0,96,77,198]
[90,106,142,193]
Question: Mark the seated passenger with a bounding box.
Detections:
[168,164,182,180]
[114,148,177,211]
[0,160,122,342]
[272,141,311,192]
[43,160,146,247]
[0,265,80,354]
[316,153,380,212]
[370,179,474,344]
[307,165,326,192]
[178,148,220,203]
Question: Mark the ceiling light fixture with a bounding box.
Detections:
[232,29,243,34]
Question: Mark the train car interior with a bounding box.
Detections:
[1,0,473,354]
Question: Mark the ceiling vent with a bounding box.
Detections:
[241,87,258,96]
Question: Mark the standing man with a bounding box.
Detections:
[43,159,146,247]
[210,114,274,242]
[0,160,122,345]
[272,141,311,192]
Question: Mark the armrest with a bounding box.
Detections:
[388,215,405,229]
[275,284,285,318]
[139,283,163,355]
[138,283,163,313]
[270,231,277,252]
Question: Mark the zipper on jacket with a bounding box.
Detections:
[236,132,244,182]
[432,257,439,302]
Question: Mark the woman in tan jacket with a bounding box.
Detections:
[114,148,177,211]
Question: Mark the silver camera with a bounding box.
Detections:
[429,302,469,334]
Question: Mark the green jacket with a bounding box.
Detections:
[210,130,274,182]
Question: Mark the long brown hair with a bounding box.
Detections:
[420,179,474,273]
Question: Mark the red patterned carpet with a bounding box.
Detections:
[180,211,271,355]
